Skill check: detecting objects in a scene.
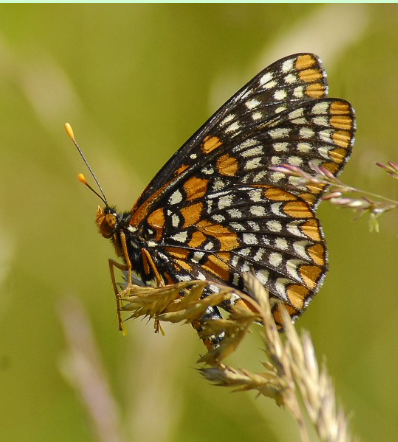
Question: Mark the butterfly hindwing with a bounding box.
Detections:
[126,53,355,326]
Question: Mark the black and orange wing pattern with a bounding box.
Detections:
[116,53,355,329]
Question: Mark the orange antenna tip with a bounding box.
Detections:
[77,173,88,185]
[65,122,76,141]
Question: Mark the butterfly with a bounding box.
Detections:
[71,53,355,348]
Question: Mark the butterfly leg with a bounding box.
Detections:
[108,230,135,332]
[141,248,165,334]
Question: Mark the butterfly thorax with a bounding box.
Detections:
[96,205,152,282]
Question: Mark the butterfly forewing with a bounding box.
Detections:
[126,53,355,327]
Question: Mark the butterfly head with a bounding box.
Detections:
[96,206,118,239]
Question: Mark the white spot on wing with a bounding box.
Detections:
[312,102,329,114]
[171,231,188,243]
[169,190,183,205]
[267,220,282,232]
[282,59,294,73]
[269,128,290,139]
[274,89,287,100]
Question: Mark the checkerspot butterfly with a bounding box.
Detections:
[69,53,355,346]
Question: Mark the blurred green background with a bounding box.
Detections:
[1,4,398,441]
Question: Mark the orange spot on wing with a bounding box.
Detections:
[196,220,239,250]
[330,115,352,131]
[272,303,300,327]
[265,187,297,202]
[329,147,347,163]
[305,83,326,99]
[202,255,231,281]
[130,181,172,227]
[322,162,339,174]
[286,285,310,310]
[147,207,166,241]
[176,164,189,175]
[330,101,351,114]
[188,231,207,248]
[299,68,323,83]
[166,247,190,260]
[295,54,317,70]
[175,259,193,272]
[307,244,326,266]
[300,220,321,241]
[300,265,322,290]
[283,201,312,218]
[332,130,351,148]
[202,135,222,153]
[180,203,204,228]
[217,154,239,177]
[183,176,209,201]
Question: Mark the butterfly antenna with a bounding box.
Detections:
[65,123,109,207]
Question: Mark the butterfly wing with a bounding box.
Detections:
[128,53,355,326]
